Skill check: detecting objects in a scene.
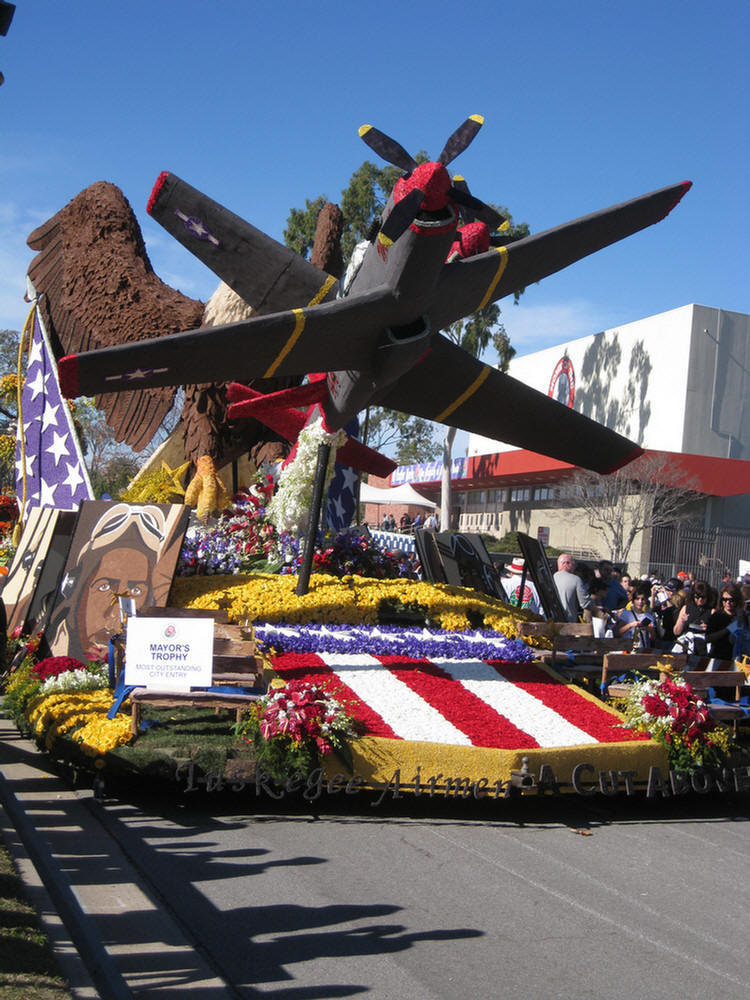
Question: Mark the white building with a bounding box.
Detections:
[469,304,750,462]
[387,305,750,580]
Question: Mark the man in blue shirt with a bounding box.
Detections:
[598,559,627,611]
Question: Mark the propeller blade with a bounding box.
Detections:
[358,124,417,172]
[450,181,506,231]
[450,176,474,223]
[439,114,484,165]
[379,187,425,243]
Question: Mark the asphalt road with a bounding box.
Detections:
[93,779,750,999]
[2,717,750,999]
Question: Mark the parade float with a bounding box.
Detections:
[2,455,744,805]
[6,114,743,806]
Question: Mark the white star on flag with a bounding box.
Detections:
[45,430,70,465]
[27,367,47,400]
[41,403,60,431]
[39,479,59,507]
[62,460,85,492]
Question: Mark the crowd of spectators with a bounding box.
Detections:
[551,553,750,661]
[379,512,439,533]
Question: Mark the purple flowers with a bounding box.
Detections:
[254,622,534,663]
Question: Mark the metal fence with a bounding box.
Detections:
[648,523,750,586]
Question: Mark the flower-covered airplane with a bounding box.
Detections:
[58,116,691,474]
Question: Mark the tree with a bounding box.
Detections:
[284,160,408,264]
[72,399,140,498]
[563,453,699,565]
[363,409,440,466]
[0,329,22,492]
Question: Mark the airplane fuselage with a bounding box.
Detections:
[321,177,461,431]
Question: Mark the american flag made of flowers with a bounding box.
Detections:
[15,305,94,514]
[259,624,648,750]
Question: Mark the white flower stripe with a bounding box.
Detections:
[319,653,472,745]
[434,659,598,747]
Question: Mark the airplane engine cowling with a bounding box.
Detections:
[322,318,431,430]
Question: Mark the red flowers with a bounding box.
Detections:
[640,677,715,749]
[31,656,89,681]
[258,680,343,753]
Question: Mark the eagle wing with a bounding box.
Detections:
[27,181,205,452]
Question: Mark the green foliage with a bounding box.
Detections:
[239,716,319,785]
[72,399,141,498]
[339,160,404,261]
[0,845,72,998]
[480,532,512,553]
[363,408,440,465]
[90,455,141,499]
[283,195,329,258]
[284,158,415,264]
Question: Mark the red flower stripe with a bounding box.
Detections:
[271,652,398,739]
[380,656,538,749]
[495,662,648,743]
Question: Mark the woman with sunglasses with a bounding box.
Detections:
[706,583,746,662]
[672,579,714,655]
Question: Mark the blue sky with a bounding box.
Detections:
[1,1,748,364]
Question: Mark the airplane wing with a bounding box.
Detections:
[427,181,692,328]
[58,287,396,399]
[373,334,642,473]
[147,172,340,313]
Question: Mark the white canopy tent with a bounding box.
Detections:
[359,481,436,509]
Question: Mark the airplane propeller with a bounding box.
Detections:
[357,124,417,173]
[359,115,502,242]
[450,176,506,232]
[437,115,484,165]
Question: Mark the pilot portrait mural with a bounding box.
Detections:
[45,501,189,661]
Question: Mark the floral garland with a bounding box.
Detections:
[39,664,109,695]
[265,417,347,538]
[6,654,130,755]
[235,678,359,783]
[618,675,733,770]
[255,622,534,663]
[31,656,90,682]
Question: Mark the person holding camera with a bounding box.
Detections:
[650,577,684,647]
[672,579,714,655]
[616,582,656,649]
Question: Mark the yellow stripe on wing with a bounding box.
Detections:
[263,309,306,377]
[435,364,491,422]
[477,245,508,311]
[261,277,335,378]
[308,273,336,306]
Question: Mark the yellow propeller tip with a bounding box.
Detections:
[358,124,372,136]
[469,114,484,125]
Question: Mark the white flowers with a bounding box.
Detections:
[266,416,346,539]
[40,664,109,695]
